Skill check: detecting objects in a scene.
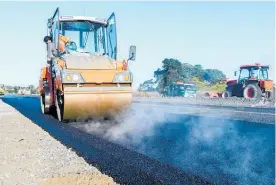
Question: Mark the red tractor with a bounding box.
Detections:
[222,63,275,99]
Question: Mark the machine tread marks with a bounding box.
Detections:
[243,83,262,99]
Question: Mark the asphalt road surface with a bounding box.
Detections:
[1,95,275,185]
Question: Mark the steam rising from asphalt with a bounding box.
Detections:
[71,104,274,185]
[72,104,167,145]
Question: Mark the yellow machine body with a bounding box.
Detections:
[40,8,136,122]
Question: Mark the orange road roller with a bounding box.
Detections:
[39,8,136,122]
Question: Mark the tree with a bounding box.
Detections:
[28,85,36,94]
[203,69,226,84]
[141,58,226,92]
[14,87,18,94]
[181,63,195,82]
[160,58,183,88]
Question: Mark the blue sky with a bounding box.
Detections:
[0,1,274,89]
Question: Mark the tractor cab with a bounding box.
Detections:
[236,63,269,84]
[223,63,274,99]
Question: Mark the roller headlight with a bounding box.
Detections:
[66,75,72,81]
[113,71,133,83]
[72,74,79,81]
[62,71,85,83]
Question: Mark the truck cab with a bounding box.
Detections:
[167,81,185,97]
[183,84,197,98]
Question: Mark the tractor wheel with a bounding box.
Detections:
[222,91,232,98]
[204,92,210,97]
[243,84,262,99]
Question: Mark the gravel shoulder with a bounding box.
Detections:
[26,94,276,108]
[133,96,276,108]
[0,99,117,185]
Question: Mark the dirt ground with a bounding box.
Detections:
[40,173,115,185]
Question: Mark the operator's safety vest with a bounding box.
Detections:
[116,60,128,70]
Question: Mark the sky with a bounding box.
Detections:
[0,1,275,89]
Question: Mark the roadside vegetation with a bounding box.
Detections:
[192,77,226,93]
[138,58,227,93]
[0,85,39,94]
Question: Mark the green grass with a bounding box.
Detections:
[195,81,206,89]
[195,81,226,92]
[210,83,226,92]
[185,77,227,93]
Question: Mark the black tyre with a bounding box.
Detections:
[222,91,232,98]
[243,84,262,99]
[55,91,67,122]
[40,94,50,114]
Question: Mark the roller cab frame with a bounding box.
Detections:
[39,8,137,122]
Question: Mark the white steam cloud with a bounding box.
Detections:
[70,103,274,185]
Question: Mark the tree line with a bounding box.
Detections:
[3,85,38,94]
[139,58,226,92]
